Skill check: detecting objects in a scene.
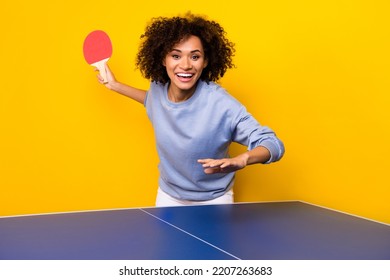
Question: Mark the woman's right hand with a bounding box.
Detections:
[96,63,117,90]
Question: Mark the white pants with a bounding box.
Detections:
[155,187,234,207]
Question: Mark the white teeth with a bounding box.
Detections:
[177,73,193,78]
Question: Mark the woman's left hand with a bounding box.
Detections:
[198,146,271,174]
[197,155,248,174]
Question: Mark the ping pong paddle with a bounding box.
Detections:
[83,30,112,83]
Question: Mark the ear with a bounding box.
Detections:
[203,58,208,69]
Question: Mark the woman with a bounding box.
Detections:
[97,13,285,206]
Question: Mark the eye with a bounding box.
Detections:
[191,55,200,60]
[172,54,180,59]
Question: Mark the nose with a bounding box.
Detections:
[180,57,192,70]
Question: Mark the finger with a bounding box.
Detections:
[97,75,106,85]
[203,167,221,174]
[205,160,224,168]
[220,161,231,169]
[198,159,217,167]
[197,159,212,163]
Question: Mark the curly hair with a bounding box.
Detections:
[136,13,235,84]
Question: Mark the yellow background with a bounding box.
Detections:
[1,0,389,223]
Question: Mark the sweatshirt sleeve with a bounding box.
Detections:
[231,106,285,164]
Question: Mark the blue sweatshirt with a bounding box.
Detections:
[144,80,284,201]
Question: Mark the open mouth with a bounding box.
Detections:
[176,73,194,79]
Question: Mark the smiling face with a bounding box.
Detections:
[163,35,208,102]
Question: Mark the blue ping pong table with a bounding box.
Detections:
[1,201,389,260]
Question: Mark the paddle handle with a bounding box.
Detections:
[92,58,109,84]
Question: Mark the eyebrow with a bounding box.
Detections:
[171,48,202,53]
